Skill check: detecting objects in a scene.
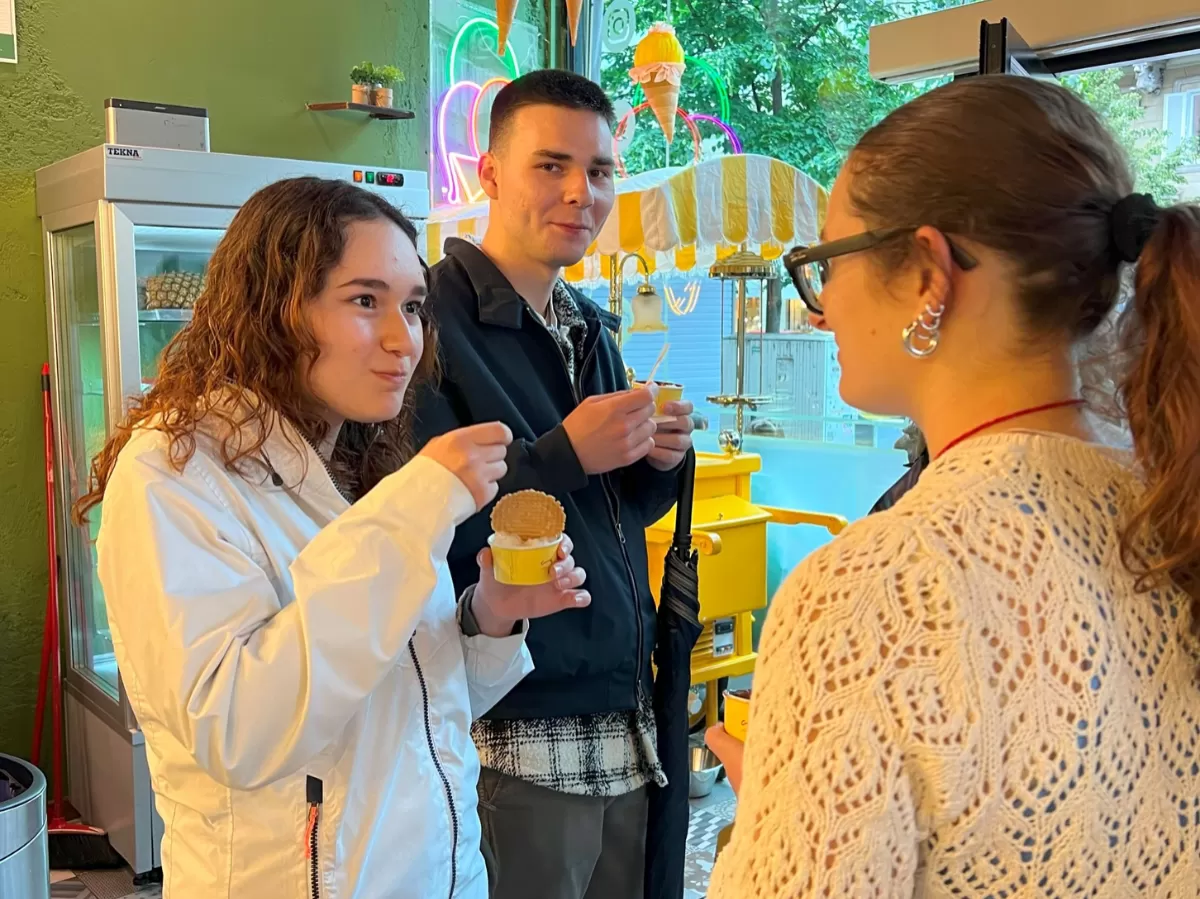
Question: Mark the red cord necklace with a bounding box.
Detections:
[936,399,1085,459]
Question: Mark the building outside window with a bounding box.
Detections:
[1164,83,1200,149]
[1156,62,1200,199]
[1094,56,1200,203]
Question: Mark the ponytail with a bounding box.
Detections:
[1119,204,1200,639]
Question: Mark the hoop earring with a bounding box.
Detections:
[902,301,944,358]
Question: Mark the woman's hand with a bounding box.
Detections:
[419,422,513,510]
[470,534,590,637]
[706,724,745,795]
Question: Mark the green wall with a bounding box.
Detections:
[0,0,431,758]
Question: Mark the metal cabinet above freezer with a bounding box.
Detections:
[37,144,429,220]
[35,145,429,873]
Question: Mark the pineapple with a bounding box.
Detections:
[144,271,206,310]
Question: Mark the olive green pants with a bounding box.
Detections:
[477,768,648,899]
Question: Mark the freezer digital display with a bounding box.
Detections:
[352,170,405,187]
[374,171,404,187]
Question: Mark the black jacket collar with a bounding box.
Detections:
[443,238,620,334]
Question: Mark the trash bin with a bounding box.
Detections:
[0,752,50,899]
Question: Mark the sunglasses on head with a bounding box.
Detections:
[783,227,979,315]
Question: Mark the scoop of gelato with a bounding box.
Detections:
[491,532,561,550]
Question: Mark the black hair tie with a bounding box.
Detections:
[1110,193,1162,263]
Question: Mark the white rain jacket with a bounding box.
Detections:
[96,413,532,899]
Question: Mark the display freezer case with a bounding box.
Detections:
[36,145,429,873]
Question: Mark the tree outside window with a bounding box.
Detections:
[602,1,1199,200]
[600,2,1199,456]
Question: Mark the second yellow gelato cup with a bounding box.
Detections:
[488,534,563,586]
[723,689,751,742]
[634,381,684,418]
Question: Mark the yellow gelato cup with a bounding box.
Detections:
[634,381,684,418]
[488,534,563,586]
[723,689,751,742]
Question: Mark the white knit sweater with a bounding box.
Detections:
[709,432,1200,898]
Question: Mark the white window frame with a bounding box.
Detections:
[1164,81,1200,151]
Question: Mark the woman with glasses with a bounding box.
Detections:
[706,75,1200,897]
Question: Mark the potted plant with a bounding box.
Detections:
[350,62,376,106]
[371,65,404,108]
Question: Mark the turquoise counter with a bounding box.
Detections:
[690,430,908,642]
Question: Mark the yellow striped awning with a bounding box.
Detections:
[423,154,826,284]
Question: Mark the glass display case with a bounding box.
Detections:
[48,223,225,700]
[37,144,428,873]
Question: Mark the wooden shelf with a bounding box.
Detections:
[306,102,415,121]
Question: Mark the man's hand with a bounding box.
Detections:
[647,399,695,471]
[562,388,657,475]
[418,422,513,510]
[705,723,744,795]
[470,535,590,637]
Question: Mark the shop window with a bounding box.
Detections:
[430,0,550,209]
[586,3,981,530]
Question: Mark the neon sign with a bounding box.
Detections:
[666,281,701,316]
[626,54,743,162]
[436,80,483,204]
[448,153,486,203]
[436,19,743,205]
[435,75,511,204]
[436,17,522,206]
[469,77,509,156]
[447,18,520,84]
[689,114,743,154]
[686,57,731,122]
[612,103,746,177]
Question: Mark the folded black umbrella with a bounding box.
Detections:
[644,448,703,899]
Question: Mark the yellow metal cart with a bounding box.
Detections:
[645,451,846,730]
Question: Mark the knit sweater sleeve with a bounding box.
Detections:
[708,515,978,898]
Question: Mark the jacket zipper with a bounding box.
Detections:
[551,327,647,706]
[305,776,323,899]
[264,434,353,506]
[601,474,647,698]
[300,435,354,504]
[409,639,458,899]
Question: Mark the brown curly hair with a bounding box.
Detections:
[73,176,436,524]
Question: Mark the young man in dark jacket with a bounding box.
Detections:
[413,71,694,899]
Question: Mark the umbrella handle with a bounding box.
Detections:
[672,448,697,550]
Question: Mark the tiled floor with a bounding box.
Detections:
[685,782,738,898]
[49,785,737,899]
[50,869,159,899]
